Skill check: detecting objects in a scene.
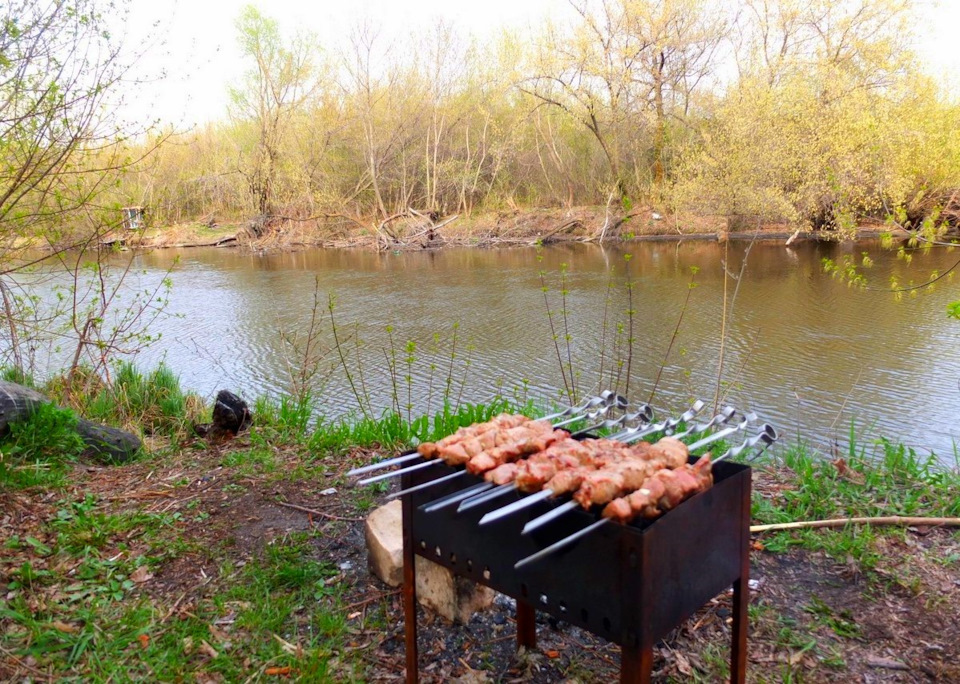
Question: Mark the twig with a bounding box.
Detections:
[751,516,960,533]
[0,644,51,680]
[275,500,364,522]
[343,589,401,610]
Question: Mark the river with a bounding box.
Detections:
[16,239,960,461]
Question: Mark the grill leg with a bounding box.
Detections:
[516,600,536,649]
[402,494,418,684]
[730,468,752,683]
[730,577,748,683]
[620,644,653,684]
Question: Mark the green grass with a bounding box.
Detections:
[0,402,86,489]
[753,433,960,570]
[308,400,515,455]
[1,517,365,681]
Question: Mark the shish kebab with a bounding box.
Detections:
[384,406,657,502]
[354,393,630,488]
[513,424,779,570]
[388,403,736,518]
[347,391,623,478]
[381,400,702,502]
[512,415,764,534]
[422,402,658,513]
[356,400,640,501]
[457,403,730,516]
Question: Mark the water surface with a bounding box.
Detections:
[20,240,960,461]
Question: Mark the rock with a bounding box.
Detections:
[195,389,252,440]
[212,390,251,434]
[365,500,405,587]
[364,500,495,624]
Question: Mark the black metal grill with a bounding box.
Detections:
[400,455,752,683]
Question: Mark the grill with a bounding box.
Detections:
[353,397,773,683]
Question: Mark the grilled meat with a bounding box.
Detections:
[417,413,532,461]
[601,455,714,523]
[572,437,690,507]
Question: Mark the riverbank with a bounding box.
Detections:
[1,381,958,681]
[102,206,900,252]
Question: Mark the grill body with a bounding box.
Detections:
[400,457,752,682]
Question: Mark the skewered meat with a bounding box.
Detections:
[417,413,532,461]
[465,421,565,474]
[572,437,690,508]
[601,455,713,523]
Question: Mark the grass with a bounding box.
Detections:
[0,402,86,489]
[0,533,362,681]
[752,432,960,571]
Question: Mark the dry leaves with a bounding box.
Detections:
[130,566,154,583]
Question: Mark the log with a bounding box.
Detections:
[0,380,141,463]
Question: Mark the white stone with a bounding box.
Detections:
[364,500,495,623]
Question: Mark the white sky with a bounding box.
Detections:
[120,0,960,129]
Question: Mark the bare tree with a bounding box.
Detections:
[230,5,320,221]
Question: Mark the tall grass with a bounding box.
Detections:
[308,400,513,455]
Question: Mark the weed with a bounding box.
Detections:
[753,436,960,571]
[252,394,313,445]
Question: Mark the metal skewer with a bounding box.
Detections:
[347,392,618,477]
[419,481,495,513]
[356,458,441,485]
[515,425,780,569]
[385,470,466,500]
[346,449,422,477]
[518,410,754,534]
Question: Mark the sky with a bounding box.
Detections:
[120,0,960,129]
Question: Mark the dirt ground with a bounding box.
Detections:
[2,443,959,682]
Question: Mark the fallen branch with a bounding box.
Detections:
[751,516,960,533]
[276,500,364,522]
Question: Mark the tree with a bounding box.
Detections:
[0,0,173,383]
[521,0,725,197]
[0,0,132,246]
[230,5,320,220]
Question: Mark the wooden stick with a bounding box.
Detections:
[751,516,960,533]
[275,501,363,522]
